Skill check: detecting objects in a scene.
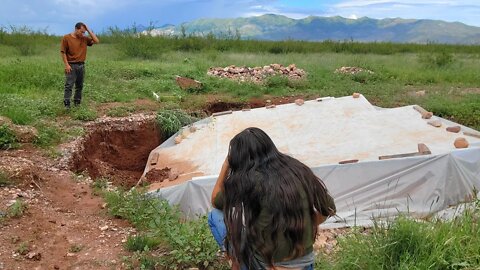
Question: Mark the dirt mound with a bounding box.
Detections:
[71,114,162,188]
[0,147,133,269]
[205,101,246,114]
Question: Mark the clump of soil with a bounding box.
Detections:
[71,114,162,188]
[205,101,246,114]
[144,167,179,183]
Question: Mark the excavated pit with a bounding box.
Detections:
[68,97,307,189]
[71,115,163,188]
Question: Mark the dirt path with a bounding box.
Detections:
[0,147,135,270]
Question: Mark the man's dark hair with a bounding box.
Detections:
[75,22,85,29]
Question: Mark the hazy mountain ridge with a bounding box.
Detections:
[149,14,480,44]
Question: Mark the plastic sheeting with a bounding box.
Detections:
[146,95,480,226]
[150,148,480,227]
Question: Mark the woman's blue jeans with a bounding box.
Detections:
[208,208,227,251]
[207,208,314,270]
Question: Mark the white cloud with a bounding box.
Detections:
[348,14,358,20]
[328,0,480,26]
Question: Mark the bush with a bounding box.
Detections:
[418,52,455,68]
[0,124,18,150]
[156,109,196,138]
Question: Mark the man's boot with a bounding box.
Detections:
[64,99,71,109]
[74,100,81,107]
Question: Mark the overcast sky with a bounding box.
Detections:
[1,0,479,35]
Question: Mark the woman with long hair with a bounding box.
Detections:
[208,127,336,270]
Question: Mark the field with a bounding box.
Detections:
[0,30,479,269]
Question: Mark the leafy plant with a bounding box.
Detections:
[125,235,161,252]
[16,242,30,255]
[33,124,63,148]
[71,106,98,121]
[7,199,28,218]
[104,190,229,269]
[156,109,196,138]
[0,124,18,150]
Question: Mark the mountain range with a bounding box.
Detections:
[147,14,480,44]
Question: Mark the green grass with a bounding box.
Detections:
[104,189,228,269]
[1,33,479,137]
[0,124,18,150]
[1,30,480,269]
[317,201,480,269]
[7,199,28,218]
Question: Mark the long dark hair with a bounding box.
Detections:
[223,127,333,268]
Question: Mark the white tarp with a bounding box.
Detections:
[145,95,480,226]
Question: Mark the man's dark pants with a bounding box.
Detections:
[64,62,85,108]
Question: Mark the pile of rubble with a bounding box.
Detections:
[335,66,374,75]
[207,64,306,83]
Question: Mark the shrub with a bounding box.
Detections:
[0,124,18,150]
[418,52,455,68]
[156,109,196,138]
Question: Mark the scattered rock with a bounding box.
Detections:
[174,136,183,144]
[189,126,197,133]
[415,90,426,97]
[207,64,306,83]
[99,225,109,231]
[427,120,442,127]
[25,252,41,261]
[454,137,469,149]
[352,93,361,98]
[294,99,305,106]
[335,66,374,75]
[446,126,461,133]
[265,105,276,109]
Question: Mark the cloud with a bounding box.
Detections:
[327,0,480,26]
[1,0,479,34]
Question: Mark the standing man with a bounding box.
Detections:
[60,22,99,108]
